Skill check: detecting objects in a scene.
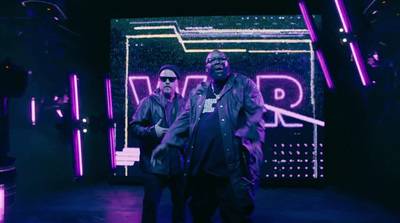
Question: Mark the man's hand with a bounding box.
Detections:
[154,119,168,138]
[151,143,169,166]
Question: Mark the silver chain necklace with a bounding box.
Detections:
[211,83,221,100]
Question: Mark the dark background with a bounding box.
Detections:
[1,0,399,209]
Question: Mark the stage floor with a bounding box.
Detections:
[4,182,400,223]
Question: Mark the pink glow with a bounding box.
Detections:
[56,109,63,118]
[316,50,334,88]
[70,74,80,120]
[349,42,371,86]
[334,0,353,33]
[274,88,285,100]
[105,77,116,169]
[105,78,114,120]
[31,97,35,125]
[72,129,83,177]
[0,184,4,222]
[256,75,303,108]
[299,1,334,89]
[128,76,152,105]
[181,75,207,98]
[299,1,318,42]
[108,127,116,169]
[265,110,303,128]
[264,104,325,127]
[69,74,83,178]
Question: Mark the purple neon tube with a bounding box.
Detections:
[334,0,371,86]
[69,74,83,177]
[105,78,116,169]
[0,184,4,222]
[299,0,334,88]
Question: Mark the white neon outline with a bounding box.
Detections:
[265,112,303,128]
[264,104,325,127]
[256,75,303,108]
[274,88,285,100]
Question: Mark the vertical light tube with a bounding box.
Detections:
[299,1,318,42]
[349,42,371,86]
[334,0,371,86]
[299,0,334,89]
[0,184,4,222]
[69,74,83,178]
[31,97,36,125]
[334,0,353,33]
[105,77,116,170]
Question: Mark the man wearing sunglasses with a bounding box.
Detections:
[152,50,266,223]
[129,64,187,223]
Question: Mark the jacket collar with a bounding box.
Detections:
[151,88,182,106]
[202,73,236,99]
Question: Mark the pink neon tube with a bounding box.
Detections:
[105,77,116,169]
[69,74,83,177]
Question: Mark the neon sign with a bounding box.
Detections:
[128,74,325,128]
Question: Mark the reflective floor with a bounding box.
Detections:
[4,182,400,223]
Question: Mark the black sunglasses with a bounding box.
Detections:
[159,76,177,82]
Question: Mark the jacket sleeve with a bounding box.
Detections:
[129,98,157,139]
[234,77,266,178]
[234,77,266,142]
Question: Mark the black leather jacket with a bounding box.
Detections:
[161,73,265,210]
[129,88,187,175]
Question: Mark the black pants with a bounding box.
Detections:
[187,174,254,223]
[142,172,185,223]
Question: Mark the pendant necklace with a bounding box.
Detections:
[211,83,221,100]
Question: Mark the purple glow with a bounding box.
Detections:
[72,129,83,176]
[31,97,36,125]
[105,78,114,120]
[0,184,4,222]
[56,109,63,118]
[334,0,371,85]
[349,42,371,86]
[105,77,116,169]
[274,88,285,100]
[70,75,80,121]
[69,74,83,177]
[264,104,325,127]
[181,75,207,98]
[256,75,303,108]
[299,1,334,89]
[334,0,353,33]
[316,50,334,88]
[128,76,152,105]
[265,112,303,128]
[299,1,318,42]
